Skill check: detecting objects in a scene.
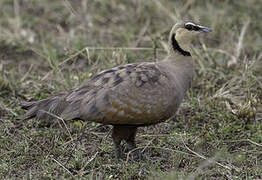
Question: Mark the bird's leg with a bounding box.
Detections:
[126,138,140,160]
[112,125,141,160]
[125,127,137,150]
[126,139,136,150]
[112,126,123,159]
[113,139,122,159]
[124,126,141,160]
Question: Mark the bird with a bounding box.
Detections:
[21,21,212,159]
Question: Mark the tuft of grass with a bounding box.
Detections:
[0,0,261,179]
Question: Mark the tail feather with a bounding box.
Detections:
[21,101,38,110]
[20,99,48,120]
[20,96,71,121]
[20,105,38,120]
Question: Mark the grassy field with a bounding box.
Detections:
[0,0,261,179]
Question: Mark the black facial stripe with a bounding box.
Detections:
[193,26,201,31]
[185,24,201,31]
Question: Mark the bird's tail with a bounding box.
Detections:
[20,95,70,121]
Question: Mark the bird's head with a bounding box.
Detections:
[168,21,212,56]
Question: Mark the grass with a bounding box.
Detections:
[0,0,261,179]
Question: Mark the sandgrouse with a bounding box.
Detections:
[21,21,212,159]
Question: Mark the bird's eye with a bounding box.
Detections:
[185,24,194,31]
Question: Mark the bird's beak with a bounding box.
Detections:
[199,26,212,33]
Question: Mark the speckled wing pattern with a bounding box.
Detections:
[60,62,177,125]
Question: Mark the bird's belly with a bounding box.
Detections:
[97,88,181,125]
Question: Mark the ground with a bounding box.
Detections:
[0,0,261,179]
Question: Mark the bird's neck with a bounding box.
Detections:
[164,33,194,82]
[168,33,191,57]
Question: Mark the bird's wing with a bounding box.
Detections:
[61,62,177,125]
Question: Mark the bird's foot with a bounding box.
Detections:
[127,149,145,161]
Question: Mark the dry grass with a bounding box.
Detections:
[0,0,261,179]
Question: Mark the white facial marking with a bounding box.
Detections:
[185,22,196,26]
[198,25,205,29]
